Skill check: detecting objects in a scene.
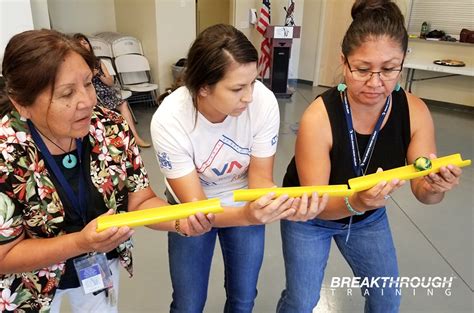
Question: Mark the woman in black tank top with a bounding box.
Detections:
[277,1,464,312]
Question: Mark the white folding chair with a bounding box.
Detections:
[88,36,113,59]
[94,31,120,40]
[114,54,158,107]
[111,36,143,57]
[95,32,144,56]
[99,58,137,122]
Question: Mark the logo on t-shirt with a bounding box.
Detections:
[197,136,250,174]
[158,152,172,170]
[212,160,243,176]
[271,134,278,146]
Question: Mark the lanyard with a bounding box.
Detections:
[342,92,390,177]
[27,120,88,224]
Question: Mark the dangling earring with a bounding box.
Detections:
[394,82,401,92]
[337,83,347,92]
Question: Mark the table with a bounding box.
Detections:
[403,55,474,92]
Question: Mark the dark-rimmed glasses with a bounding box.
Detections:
[346,58,403,81]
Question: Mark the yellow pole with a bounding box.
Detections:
[96,198,223,232]
[233,185,353,202]
[349,153,471,192]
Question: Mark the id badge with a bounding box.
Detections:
[73,253,113,294]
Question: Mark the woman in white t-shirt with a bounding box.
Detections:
[151,24,328,313]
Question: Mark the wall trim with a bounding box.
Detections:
[286,79,313,85]
[425,98,474,113]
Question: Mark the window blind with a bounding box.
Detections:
[407,0,474,37]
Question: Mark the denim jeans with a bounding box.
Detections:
[168,225,265,313]
[276,208,400,313]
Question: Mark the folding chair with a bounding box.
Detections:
[114,54,158,107]
[111,36,143,57]
[94,32,143,57]
[99,58,137,123]
[88,36,113,59]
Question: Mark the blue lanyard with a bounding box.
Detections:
[27,120,88,224]
[342,92,390,177]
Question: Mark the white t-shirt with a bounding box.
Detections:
[150,80,279,206]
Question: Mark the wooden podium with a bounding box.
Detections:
[264,26,301,98]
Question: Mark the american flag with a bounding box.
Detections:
[256,0,271,79]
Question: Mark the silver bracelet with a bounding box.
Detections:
[344,196,364,216]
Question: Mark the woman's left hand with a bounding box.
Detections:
[423,154,462,193]
[178,212,215,237]
[285,192,329,222]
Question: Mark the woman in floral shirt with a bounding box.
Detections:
[0,30,213,312]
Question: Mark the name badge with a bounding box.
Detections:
[73,253,113,294]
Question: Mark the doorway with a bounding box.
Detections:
[196,0,231,34]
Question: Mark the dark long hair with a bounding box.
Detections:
[342,0,408,58]
[72,33,100,68]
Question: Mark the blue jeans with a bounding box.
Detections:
[277,208,400,313]
[168,225,265,313]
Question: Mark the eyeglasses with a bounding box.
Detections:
[346,59,403,81]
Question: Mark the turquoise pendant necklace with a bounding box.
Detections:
[36,129,77,169]
[62,153,77,169]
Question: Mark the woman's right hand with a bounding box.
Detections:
[76,210,134,254]
[352,169,405,211]
[244,193,296,225]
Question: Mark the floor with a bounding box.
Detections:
[65,84,473,312]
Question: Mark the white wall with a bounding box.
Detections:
[48,0,116,34]
[31,0,51,29]
[234,0,260,46]
[0,0,34,65]
[154,0,196,93]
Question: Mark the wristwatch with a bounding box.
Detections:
[174,219,189,237]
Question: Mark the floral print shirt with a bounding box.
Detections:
[0,106,149,312]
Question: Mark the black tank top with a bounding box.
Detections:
[283,87,411,223]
